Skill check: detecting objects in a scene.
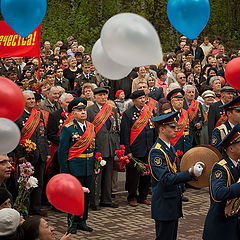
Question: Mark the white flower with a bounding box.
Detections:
[26,176,38,189]
[100,160,106,167]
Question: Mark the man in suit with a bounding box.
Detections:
[149,112,203,240]
[208,86,235,140]
[46,93,74,176]
[14,90,50,216]
[54,66,71,91]
[74,60,97,96]
[41,86,61,113]
[58,98,97,233]
[211,96,240,153]
[183,84,204,146]
[120,90,156,207]
[203,124,240,240]
[87,87,120,210]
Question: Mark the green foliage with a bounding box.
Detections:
[36,0,240,52]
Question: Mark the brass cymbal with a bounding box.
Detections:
[180,146,221,188]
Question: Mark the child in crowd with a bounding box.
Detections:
[114,90,126,115]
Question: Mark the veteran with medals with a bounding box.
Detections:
[148,112,203,240]
[203,123,240,240]
[14,90,50,216]
[87,87,120,210]
[58,98,97,233]
[211,96,240,153]
[166,89,192,154]
[120,90,156,207]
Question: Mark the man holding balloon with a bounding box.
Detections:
[58,98,99,233]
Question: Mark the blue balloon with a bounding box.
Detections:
[167,0,210,40]
[1,0,47,38]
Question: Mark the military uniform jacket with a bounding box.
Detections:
[148,138,192,221]
[14,110,50,166]
[208,100,225,141]
[87,103,120,158]
[183,99,204,145]
[58,119,97,177]
[211,121,233,153]
[203,154,240,240]
[120,105,156,158]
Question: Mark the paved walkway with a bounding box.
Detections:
[45,173,210,240]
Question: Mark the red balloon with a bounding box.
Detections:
[0,77,24,121]
[225,57,240,90]
[46,174,84,215]
[219,76,225,86]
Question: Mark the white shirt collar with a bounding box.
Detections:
[228,121,235,129]
[162,139,171,149]
[24,109,31,114]
[229,157,238,167]
[96,102,104,110]
[77,121,86,132]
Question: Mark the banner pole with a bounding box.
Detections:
[38,56,40,81]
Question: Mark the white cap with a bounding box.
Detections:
[0,208,20,236]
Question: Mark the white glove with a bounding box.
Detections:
[193,163,204,177]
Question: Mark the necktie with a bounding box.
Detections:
[83,125,86,132]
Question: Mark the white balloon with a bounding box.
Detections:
[92,39,132,80]
[0,118,20,154]
[101,13,163,67]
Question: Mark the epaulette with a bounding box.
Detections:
[154,143,162,149]
[163,108,171,114]
[65,121,73,128]
[216,125,224,130]
[217,159,227,166]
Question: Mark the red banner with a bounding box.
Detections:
[0,21,41,57]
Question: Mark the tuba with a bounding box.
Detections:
[225,177,240,217]
[180,145,221,188]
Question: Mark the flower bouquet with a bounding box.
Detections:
[130,156,150,176]
[14,162,38,217]
[20,139,36,161]
[95,152,106,170]
[114,145,130,172]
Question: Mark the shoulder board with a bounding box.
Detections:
[217,159,227,166]
[154,143,162,149]
[216,126,224,130]
[64,121,73,128]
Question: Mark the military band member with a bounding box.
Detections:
[208,86,235,140]
[14,90,50,216]
[211,96,240,153]
[58,98,97,233]
[149,112,203,240]
[120,90,156,207]
[203,123,240,240]
[87,87,120,210]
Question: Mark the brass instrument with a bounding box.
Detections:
[180,145,221,188]
[225,177,240,217]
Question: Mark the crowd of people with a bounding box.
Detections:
[1,34,240,239]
